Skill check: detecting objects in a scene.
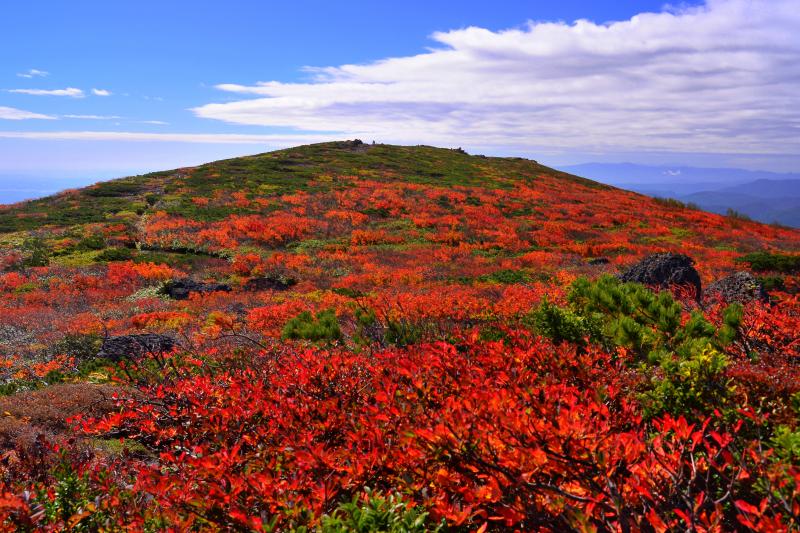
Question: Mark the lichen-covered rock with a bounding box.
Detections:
[706,271,769,303]
[160,278,231,300]
[97,334,175,361]
[619,253,702,299]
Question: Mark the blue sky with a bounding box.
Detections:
[2,0,799,197]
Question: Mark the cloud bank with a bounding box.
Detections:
[193,0,800,156]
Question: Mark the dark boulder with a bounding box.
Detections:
[588,257,610,265]
[160,278,231,300]
[97,334,175,362]
[243,274,297,292]
[619,253,702,299]
[706,271,768,304]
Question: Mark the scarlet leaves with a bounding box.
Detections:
[0,144,798,530]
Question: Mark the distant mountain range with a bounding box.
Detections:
[561,163,800,227]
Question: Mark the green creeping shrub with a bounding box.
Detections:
[95,247,135,262]
[478,324,508,342]
[758,275,786,292]
[76,234,106,251]
[332,287,367,299]
[726,208,752,221]
[465,195,482,206]
[737,252,800,273]
[384,318,423,347]
[18,237,51,268]
[282,309,342,343]
[53,333,103,362]
[351,306,423,347]
[567,275,738,362]
[640,343,730,419]
[527,276,745,419]
[354,307,430,346]
[770,392,800,464]
[31,454,115,531]
[525,298,601,350]
[770,426,800,464]
[318,489,443,533]
[479,268,530,284]
[653,197,688,209]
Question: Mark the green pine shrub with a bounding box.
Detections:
[282,309,342,343]
[525,276,745,418]
[319,489,442,533]
[525,298,601,349]
[737,252,800,273]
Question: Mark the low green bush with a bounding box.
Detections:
[319,489,442,533]
[737,252,800,273]
[525,298,601,349]
[282,309,342,343]
[526,276,744,419]
[95,247,135,262]
[479,269,529,284]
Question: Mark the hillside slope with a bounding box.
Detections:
[0,141,798,530]
[1,141,797,274]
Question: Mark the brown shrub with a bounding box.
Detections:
[0,383,123,450]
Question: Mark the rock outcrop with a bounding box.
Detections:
[160,278,231,300]
[97,334,175,361]
[619,253,702,299]
[706,271,769,303]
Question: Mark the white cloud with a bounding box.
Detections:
[0,130,330,144]
[16,69,49,79]
[92,88,111,96]
[139,120,169,125]
[0,106,56,120]
[8,87,84,98]
[62,114,122,120]
[192,0,800,157]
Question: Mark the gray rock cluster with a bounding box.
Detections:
[97,334,175,361]
[705,271,769,303]
[618,253,770,304]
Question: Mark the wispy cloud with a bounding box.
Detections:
[0,106,56,120]
[91,88,111,96]
[193,0,800,157]
[139,120,169,125]
[62,114,122,120]
[0,130,329,144]
[16,69,48,79]
[8,87,84,98]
